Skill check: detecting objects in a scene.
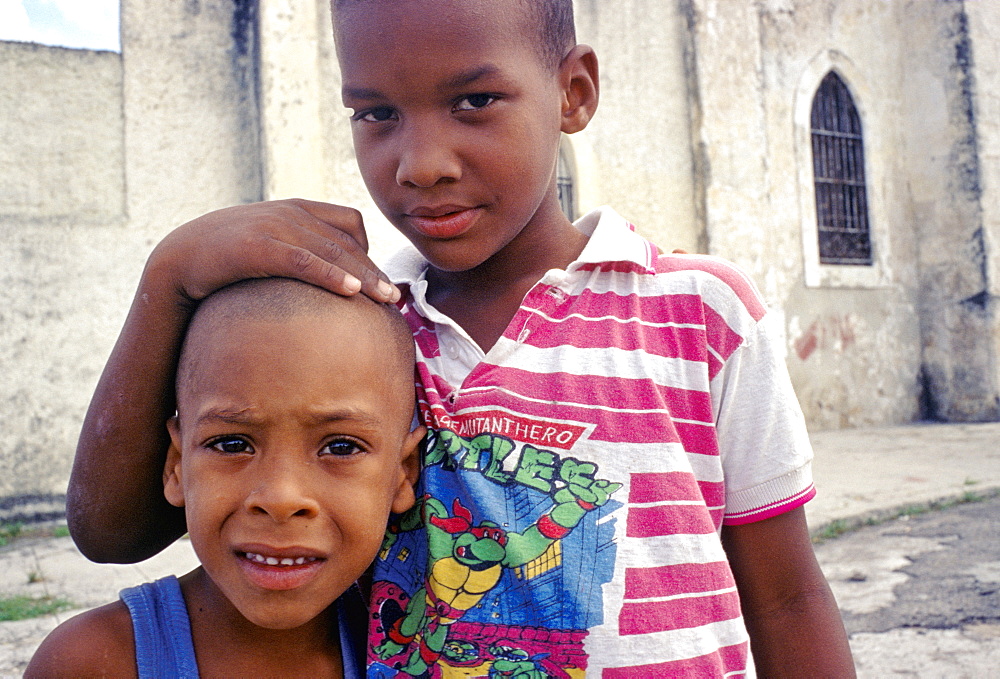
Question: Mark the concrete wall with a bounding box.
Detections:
[0,42,124,226]
[913,1,1000,421]
[680,0,1000,428]
[0,0,266,517]
[258,0,408,263]
[1,42,129,515]
[967,3,1000,419]
[680,0,924,428]
[4,0,1000,510]
[121,0,262,232]
[573,0,702,253]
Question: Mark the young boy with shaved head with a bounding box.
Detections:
[30,280,423,677]
[69,0,855,675]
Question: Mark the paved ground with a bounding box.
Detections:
[1,421,998,677]
[815,494,1000,678]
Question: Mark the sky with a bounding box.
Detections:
[0,0,119,51]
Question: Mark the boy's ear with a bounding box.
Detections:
[559,44,600,134]
[163,416,186,508]
[391,426,425,515]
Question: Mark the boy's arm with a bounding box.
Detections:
[721,507,856,678]
[25,602,137,678]
[69,199,397,563]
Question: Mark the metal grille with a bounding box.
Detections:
[811,72,872,265]
[557,150,575,221]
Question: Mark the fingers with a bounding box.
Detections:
[288,198,371,253]
[158,199,402,305]
[280,202,399,303]
[269,233,399,303]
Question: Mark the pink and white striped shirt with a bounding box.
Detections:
[368,207,815,678]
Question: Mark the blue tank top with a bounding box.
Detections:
[120,575,364,678]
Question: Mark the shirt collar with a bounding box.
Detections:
[382,205,656,287]
[569,206,656,273]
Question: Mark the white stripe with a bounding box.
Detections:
[567,266,761,332]
[584,618,750,673]
[524,306,706,331]
[624,585,739,605]
[484,342,713,392]
[629,500,708,509]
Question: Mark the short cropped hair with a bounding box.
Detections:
[176,278,415,405]
[332,0,576,70]
[524,0,576,69]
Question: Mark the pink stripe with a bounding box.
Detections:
[704,304,746,363]
[517,314,710,363]
[618,588,742,635]
[627,503,718,538]
[724,485,816,525]
[655,255,767,321]
[576,260,651,275]
[603,641,749,677]
[415,365,725,453]
[623,561,736,600]
[401,302,441,359]
[630,474,724,510]
[530,289,711,328]
[629,472,704,504]
[673,420,720,457]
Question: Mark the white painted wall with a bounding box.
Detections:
[3,0,999,509]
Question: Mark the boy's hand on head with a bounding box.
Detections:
[149,199,399,305]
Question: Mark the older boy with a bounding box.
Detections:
[69,0,854,675]
[30,279,422,677]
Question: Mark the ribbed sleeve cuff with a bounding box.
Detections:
[723,463,816,525]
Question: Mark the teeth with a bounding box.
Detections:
[243,552,318,566]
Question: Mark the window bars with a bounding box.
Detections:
[811,72,872,265]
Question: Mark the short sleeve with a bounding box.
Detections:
[713,309,816,524]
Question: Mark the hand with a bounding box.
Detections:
[147,198,399,305]
[375,639,405,660]
[557,459,621,507]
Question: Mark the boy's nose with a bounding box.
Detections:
[244,459,321,522]
[395,122,462,188]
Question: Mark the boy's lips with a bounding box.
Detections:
[234,544,327,591]
[405,205,482,239]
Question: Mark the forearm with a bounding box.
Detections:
[722,508,854,678]
[741,578,855,677]
[69,200,393,562]
[68,259,191,563]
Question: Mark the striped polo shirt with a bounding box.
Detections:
[369,207,814,677]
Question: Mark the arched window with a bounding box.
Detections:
[811,72,872,265]
[557,147,575,221]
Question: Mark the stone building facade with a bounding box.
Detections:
[2,0,998,510]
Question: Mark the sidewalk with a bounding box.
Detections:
[1,421,999,675]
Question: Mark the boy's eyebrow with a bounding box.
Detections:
[342,64,503,101]
[442,64,501,90]
[195,407,255,425]
[342,85,384,102]
[194,406,383,428]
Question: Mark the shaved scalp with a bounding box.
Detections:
[332,0,576,70]
[176,278,415,405]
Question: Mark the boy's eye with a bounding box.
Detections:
[354,107,397,123]
[208,437,252,455]
[321,439,365,457]
[454,94,497,112]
